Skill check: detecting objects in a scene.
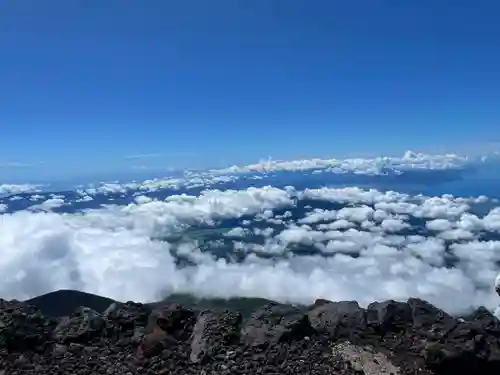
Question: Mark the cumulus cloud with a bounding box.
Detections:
[0,183,43,196]
[208,151,470,175]
[1,183,500,318]
[28,198,66,211]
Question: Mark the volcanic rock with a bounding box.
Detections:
[0,291,499,374]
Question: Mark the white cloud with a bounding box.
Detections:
[298,209,337,224]
[337,206,375,223]
[318,219,356,230]
[28,198,66,211]
[380,218,410,232]
[1,184,500,318]
[437,228,476,241]
[208,151,470,175]
[0,183,43,196]
[426,218,453,231]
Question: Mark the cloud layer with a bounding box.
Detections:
[1,181,500,317]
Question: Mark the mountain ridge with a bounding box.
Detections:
[0,289,498,374]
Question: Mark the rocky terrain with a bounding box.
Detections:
[1,291,500,374]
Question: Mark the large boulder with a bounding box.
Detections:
[421,307,500,374]
[145,303,195,340]
[190,310,242,363]
[104,301,151,332]
[139,303,195,358]
[241,302,313,347]
[367,300,413,335]
[465,306,500,337]
[308,300,366,340]
[52,306,106,344]
[103,302,152,347]
[0,299,55,352]
[407,298,457,336]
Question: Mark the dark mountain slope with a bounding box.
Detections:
[26,289,116,318]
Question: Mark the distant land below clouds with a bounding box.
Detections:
[1,149,499,194]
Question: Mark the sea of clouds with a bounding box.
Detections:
[1,151,500,316]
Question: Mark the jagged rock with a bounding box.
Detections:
[52,306,106,343]
[465,306,500,336]
[139,303,195,358]
[408,298,457,335]
[145,303,195,340]
[422,309,500,373]
[104,301,151,330]
[190,310,242,363]
[0,299,55,352]
[3,291,500,374]
[308,300,366,340]
[421,340,486,374]
[367,300,412,334]
[241,302,313,347]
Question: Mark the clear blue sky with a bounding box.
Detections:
[1,0,499,182]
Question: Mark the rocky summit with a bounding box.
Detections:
[1,292,500,374]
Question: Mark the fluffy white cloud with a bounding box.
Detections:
[1,184,500,318]
[298,209,338,224]
[208,151,470,175]
[0,183,43,196]
[380,218,410,232]
[426,219,454,231]
[29,198,66,211]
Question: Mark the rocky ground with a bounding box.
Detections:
[1,291,500,374]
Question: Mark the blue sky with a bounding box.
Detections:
[1,0,499,182]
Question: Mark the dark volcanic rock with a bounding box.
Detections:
[145,303,195,340]
[408,298,456,332]
[241,302,313,347]
[1,291,500,374]
[104,301,151,329]
[420,306,500,374]
[367,299,413,334]
[52,307,106,343]
[0,299,56,352]
[308,300,367,340]
[139,303,195,358]
[465,305,500,335]
[190,310,242,363]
